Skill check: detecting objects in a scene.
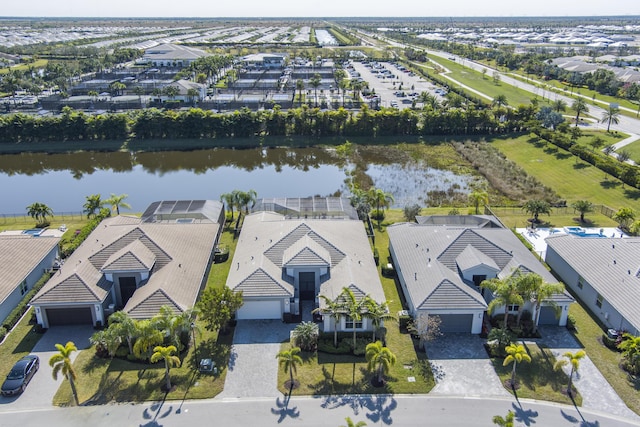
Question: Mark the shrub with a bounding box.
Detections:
[318,337,351,354]
[398,313,411,332]
[0,326,7,342]
[373,247,380,266]
[381,263,395,277]
[292,321,319,352]
[602,334,619,350]
[352,337,371,356]
[566,314,577,331]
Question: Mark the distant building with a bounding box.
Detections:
[241,53,287,69]
[142,43,209,67]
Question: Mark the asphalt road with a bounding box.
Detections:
[1,394,640,427]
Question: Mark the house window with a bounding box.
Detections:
[19,280,28,295]
[577,276,584,289]
[596,294,603,308]
[345,316,363,330]
[507,305,520,313]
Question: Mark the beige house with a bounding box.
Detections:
[227,198,385,333]
[31,200,224,328]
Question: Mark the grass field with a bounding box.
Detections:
[490,134,640,213]
[0,59,49,75]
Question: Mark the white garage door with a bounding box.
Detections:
[236,300,282,320]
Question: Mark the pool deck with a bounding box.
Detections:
[0,228,65,238]
[517,226,625,259]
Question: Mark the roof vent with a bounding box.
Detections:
[414,272,417,281]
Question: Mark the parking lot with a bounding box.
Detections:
[349,61,447,109]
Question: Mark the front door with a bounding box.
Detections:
[119,276,137,306]
[299,272,315,300]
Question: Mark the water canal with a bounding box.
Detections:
[0,145,477,214]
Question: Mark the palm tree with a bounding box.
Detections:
[295,79,305,106]
[104,193,131,215]
[49,341,80,405]
[220,191,238,220]
[133,86,145,107]
[340,417,367,427]
[292,321,319,352]
[367,187,394,229]
[276,346,303,390]
[133,319,164,360]
[522,199,552,224]
[492,410,515,427]
[613,207,635,230]
[153,305,197,351]
[530,279,566,334]
[481,276,524,329]
[309,73,321,107]
[83,194,104,219]
[235,189,258,214]
[601,106,621,132]
[312,295,345,347]
[491,94,508,109]
[341,287,369,349]
[571,200,593,223]
[551,99,567,113]
[503,343,531,388]
[108,311,137,355]
[150,345,181,391]
[26,201,54,226]
[364,298,395,341]
[554,350,586,396]
[468,189,489,215]
[571,98,589,126]
[365,340,397,385]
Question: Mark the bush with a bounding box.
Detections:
[373,247,380,266]
[566,314,577,331]
[2,272,51,331]
[318,337,351,354]
[381,263,395,277]
[399,313,411,333]
[60,210,110,258]
[602,334,619,350]
[0,326,7,342]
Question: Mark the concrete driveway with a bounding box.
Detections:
[0,325,93,410]
[218,320,294,399]
[426,333,510,397]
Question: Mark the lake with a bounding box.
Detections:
[0,146,475,214]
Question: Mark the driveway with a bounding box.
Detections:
[217,320,294,399]
[426,333,510,397]
[0,325,93,410]
[537,326,640,422]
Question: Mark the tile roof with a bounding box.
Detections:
[0,235,59,305]
[227,211,384,305]
[32,206,221,317]
[546,235,640,331]
[388,219,571,314]
[283,236,331,267]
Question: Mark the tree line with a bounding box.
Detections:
[0,103,537,144]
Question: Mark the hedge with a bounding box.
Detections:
[2,272,52,331]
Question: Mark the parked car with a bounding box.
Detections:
[1,355,39,396]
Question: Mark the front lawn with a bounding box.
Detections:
[490,341,582,406]
[0,308,42,381]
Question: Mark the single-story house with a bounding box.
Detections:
[226,197,385,334]
[159,79,206,102]
[388,216,573,334]
[0,233,60,324]
[31,200,224,328]
[142,43,209,67]
[242,53,287,69]
[546,235,640,335]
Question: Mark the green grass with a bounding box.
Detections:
[423,57,542,107]
[0,59,49,75]
[490,342,582,406]
[52,227,240,405]
[568,297,640,415]
[490,134,640,213]
[615,140,640,164]
[0,308,43,382]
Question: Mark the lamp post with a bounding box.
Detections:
[190,322,199,367]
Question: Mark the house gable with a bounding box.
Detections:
[234,268,293,298]
[418,279,487,310]
[438,229,513,272]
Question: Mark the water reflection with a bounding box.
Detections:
[0,146,475,214]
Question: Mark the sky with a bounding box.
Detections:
[1,0,638,18]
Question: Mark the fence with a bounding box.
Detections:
[485,204,616,221]
[0,212,84,226]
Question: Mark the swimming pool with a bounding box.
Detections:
[563,226,608,238]
[22,228,45,236]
